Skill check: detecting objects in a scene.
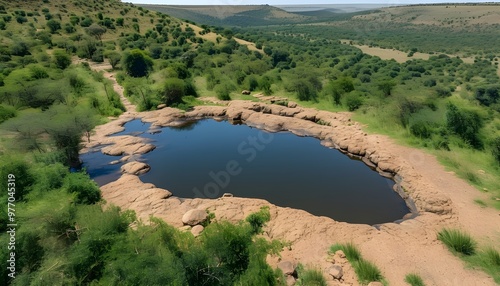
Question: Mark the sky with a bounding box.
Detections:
[125,0,499,5]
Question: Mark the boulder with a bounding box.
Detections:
[241,90,251,95]
[222,193,234,198]
[191,225,204,237]
[157,104,167,109]
[278,260,296,276]
[287,101,298,108]
[286,275,296,286]
[182,209,208,226]
[121,161,150,175]
[328,264,343,279]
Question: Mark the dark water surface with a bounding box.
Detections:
[83,119,410,224]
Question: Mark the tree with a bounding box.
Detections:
[46,19,61,34]
[327,77,354,105]
[161,78,185,105]
[85,24,106,42]
[377,80,396,96]
[446,104,483,149]
[11,41,30,56]
[122,49,153,77]
[53,50,71,69]
[105,51,121,69]
[43,105,99,166]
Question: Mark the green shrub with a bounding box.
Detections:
[329,243,361,261]
[409,121,432,139]
[329,243,384,284]
[354,260,383,284]
[161,78,186,105]
[122,49,153,77]
[405,273,425,286]
[482,247,500,267]
[64,172,101,205]
[0,158,34,201]
[492,137,500,165]
[438,228,476,255]
[245,206,271,234]
[295,265,327,286]
[345,92,363,111]
[0,104,16,123]
[53,50,71,69]
[446,104,483,149]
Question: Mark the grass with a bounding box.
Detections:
[404,273,426,286]
[438,228,500,283]
[294,264,327,286]
[329,243,384,285]
[463,246,500,284]
[437,228,476,255]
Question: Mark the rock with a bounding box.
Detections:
[179,225,191,232]
[241,90,251,95]
[121,161,150,175]
[157,104,167,109]
[278,261,296,276]
[110,160,120,165]
[182,209,208,226]
[335,250,346,258]
[328,264,343,279]
[191,225,204,237]
[222,193,234,198]
[286,275,296,286]
[287,101,298,108]
[367,282,384,286]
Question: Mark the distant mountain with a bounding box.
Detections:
[139,5,309,27]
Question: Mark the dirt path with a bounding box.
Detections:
[72,58,137,114]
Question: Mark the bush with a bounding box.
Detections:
[122,49,153,77]
[445,104,483,149]
[345,92,363,111]
[161,78,185,105]
[409,121,432,139]
[0,158,34,201]
[405,273,426,286]
[0,104,17,123]
[46,19,61,33]
[438,228,476,255]
[492,137,500,165]
[245,206,270,235]
[53,50,71,69]
[64,172,101,204]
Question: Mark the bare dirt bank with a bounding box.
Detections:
[82,99,499,285]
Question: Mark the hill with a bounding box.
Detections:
[139,4,309,26]
[356,3,500,27]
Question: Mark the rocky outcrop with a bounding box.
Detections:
[121,161,150,175]
[182,209,208,226]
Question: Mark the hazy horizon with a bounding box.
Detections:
[125,0,500,5]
